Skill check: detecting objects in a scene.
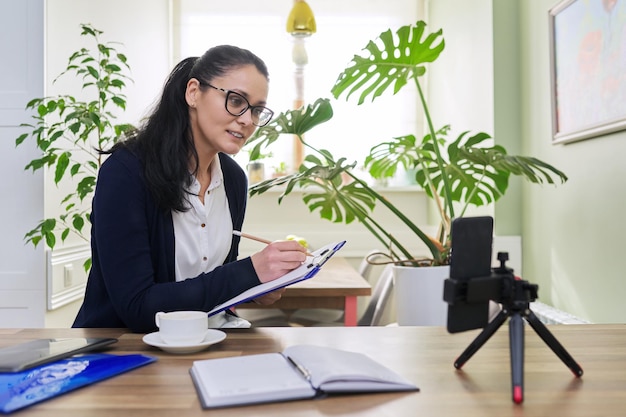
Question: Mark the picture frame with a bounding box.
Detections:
[549,0,626,144]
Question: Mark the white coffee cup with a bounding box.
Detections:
[155,311,208,345]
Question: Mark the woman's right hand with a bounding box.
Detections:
[250,240,308,283]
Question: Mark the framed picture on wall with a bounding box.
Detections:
[549,0,626,144]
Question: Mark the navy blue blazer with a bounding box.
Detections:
[73,148,260,332]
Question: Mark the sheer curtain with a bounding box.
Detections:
[175,0,424,179]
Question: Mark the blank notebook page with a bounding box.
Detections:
[190,352,315,406]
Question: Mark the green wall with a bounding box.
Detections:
[432,0,626,323]
[492,0,523,237]
[518,0,626,323]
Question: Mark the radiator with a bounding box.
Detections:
[530,301,589,324]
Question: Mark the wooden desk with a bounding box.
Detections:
[236,257,372,326]
[3,325,626,416]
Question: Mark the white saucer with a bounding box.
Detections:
[142,330,226,354]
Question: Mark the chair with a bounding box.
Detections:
[288,251,394,327]
[357,264,394,326]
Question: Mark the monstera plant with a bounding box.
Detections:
[244,20,567,267]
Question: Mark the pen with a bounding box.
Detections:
[232,230,272,245]
[286,355,312,381]
[233,230,313,256]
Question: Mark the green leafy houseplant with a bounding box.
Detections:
[244,20,567,266]
[15,24,133,270]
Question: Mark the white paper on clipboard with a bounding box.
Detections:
[207,240,346,317]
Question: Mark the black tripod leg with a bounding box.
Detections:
[509,313,524,404]
[455,308,508,369]
[525,310,584,377]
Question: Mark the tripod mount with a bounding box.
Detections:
[445,252,583,404]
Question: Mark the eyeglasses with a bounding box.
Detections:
[200,82,274,127]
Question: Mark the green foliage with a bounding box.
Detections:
[246,98,443,263]
[246,97,333,158]
[331,21,444,104]
[248,21,568,266]
[15,24,133,271]
[367,128,568,213]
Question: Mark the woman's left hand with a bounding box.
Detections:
[253,287,286,305]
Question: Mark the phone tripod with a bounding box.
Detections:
[453,253,584,404]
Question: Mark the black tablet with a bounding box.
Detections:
[0,337,118,372]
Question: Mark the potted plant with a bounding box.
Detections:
[271,161,289,178]
[244,21,567,325]
[245,20,566,266]
[246,149,273,184]
[14,24,133,271]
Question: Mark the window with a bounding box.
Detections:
[175,0,423,181]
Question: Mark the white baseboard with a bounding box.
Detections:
[46,245,90,310]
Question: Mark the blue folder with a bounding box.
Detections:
[0,353,156,414]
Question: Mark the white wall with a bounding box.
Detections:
[427,0,496,232]
[46,0,172,126]
[428,0,494,136]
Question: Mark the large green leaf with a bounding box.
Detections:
[302,180,376,224]
[366,126,451,179]
[419,132,566,206]
[54,151,71,184]
[249,152,349,198]
[331,21,444,104]
[365,134,419,179]
[248,152,374,225]
[416,131,509,206]
[245,98,333,160]
[366,129,567,208]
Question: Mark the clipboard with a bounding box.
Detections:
[207,240,346,317]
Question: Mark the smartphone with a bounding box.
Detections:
[0,337,118,372]
[446,216,494,333]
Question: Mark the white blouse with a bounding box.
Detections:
[172,157,233,281]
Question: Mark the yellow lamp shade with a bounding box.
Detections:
[286,0,316,35]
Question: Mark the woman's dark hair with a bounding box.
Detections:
[108,45,269,212]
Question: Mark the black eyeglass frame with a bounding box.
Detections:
[199,81,274,127]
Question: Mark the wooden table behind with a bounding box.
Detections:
[236,256,372,325]
[2,325,626,417]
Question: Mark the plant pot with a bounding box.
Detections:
[393,265,449,326]
[247,162,265,184]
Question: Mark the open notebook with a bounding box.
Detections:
[207,240,346,317]
[190,344,418,408]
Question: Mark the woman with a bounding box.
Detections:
[73,45,307,332]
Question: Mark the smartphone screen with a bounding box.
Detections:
[446,216,494,333]
[0,338,118,372]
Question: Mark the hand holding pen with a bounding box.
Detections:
[235,230,311,283]
[233,230,313,256]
